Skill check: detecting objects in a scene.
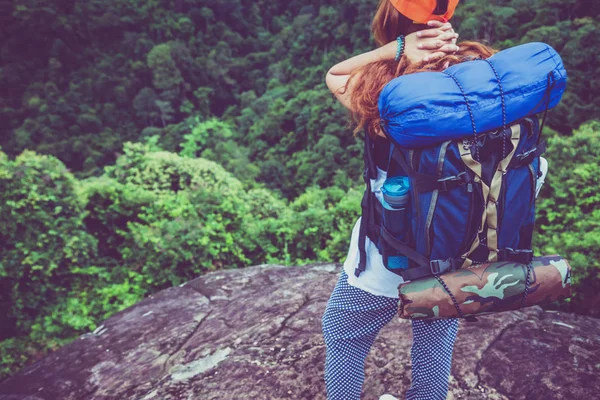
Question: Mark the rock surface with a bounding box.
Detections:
[0,263,599,400]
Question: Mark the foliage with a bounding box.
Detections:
[180,117,260,184]
[5,0,595,195]
[242,185,362,265]
[0,150,100,373]
[104,141,244,194]
[0,144,363,379]
[0,0,599,382]
[280,186,362,263]
[0,151,98,339]
[534,121,600,316]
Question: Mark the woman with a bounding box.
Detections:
[322,1,495,399]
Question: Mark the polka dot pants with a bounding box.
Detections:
[322,270,459,400]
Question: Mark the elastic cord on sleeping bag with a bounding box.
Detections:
[442,71,479,159]
[483,59,507,128]
[538,73,557,139]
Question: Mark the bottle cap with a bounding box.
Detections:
[382,176,411,207]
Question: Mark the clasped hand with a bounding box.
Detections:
[378,20,459,64]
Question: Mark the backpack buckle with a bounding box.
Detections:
[498,248,534,264]
[437,172,469,192]
[430,259,454,275]
[430,260,442,274]
[516,147,537,161]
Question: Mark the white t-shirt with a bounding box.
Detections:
[342,167,406,298]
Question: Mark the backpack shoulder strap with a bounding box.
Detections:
[355,131,377,278]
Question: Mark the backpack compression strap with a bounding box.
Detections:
[459,123,521,266]
[390,148,471,194]
[508,140,547,170]
[379,225,463,279]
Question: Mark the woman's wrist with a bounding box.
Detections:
[376,40,401,61]
[394,35,406,61]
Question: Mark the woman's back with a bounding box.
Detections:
[323,2,473,399]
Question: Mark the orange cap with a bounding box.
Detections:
[390,0,460,24]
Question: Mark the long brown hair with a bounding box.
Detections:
[349,1,496,139]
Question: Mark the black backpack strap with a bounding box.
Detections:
[526,72,557,139]
[538,73,557,138]
[508,140,547,170]
[379,226,463,281]
[391,147,471,194]
[417,171,471,193]
[364,130,378,180]
[355,132,378,278]
[355,192,369,278]
[379,226,429,266]
[496,248,534,264]
[402,257,463,281]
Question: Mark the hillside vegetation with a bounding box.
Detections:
[0,0,598,379]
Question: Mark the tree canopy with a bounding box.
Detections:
[0,0,599,381]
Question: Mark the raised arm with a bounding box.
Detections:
[326,21,459,111]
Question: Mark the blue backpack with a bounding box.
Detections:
[354,42,567,281]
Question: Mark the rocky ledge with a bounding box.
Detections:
[0,263,599,400]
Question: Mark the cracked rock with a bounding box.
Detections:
[0,263,598,400]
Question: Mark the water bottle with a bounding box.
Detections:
[381,176,411,270]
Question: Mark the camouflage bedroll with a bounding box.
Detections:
[397,255,572,320]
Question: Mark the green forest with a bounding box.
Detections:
[1,0,599,379]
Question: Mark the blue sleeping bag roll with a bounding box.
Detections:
[378,42,567,148]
